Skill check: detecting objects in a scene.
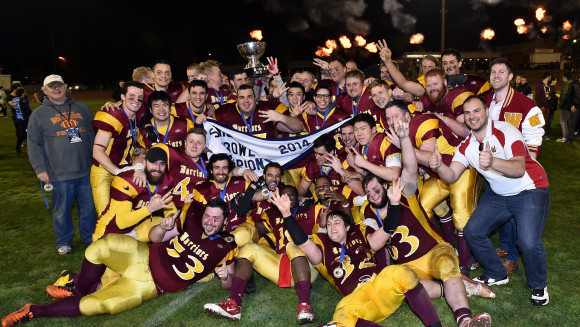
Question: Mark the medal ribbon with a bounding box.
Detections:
[351,100,360,116]
[191,157,207,177]
[120,105,137,145]
[213,88,225,106]
[153,119,170,144]
[375,208,384,227]
[241,110,255,134]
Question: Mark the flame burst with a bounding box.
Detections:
[354,35,367,47]
[325,39,338,51]
[364,42,378,53]
[514,18,525,26]
[250,30,263,41]
[541,26,548,34]
[410,33,425,44]
[536,8,546,21]
[480,28,495,40]
[563,20,572,31]
[339,36,352,49]
[315,46,333,57]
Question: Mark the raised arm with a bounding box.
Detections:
[270,190,323,265]
[377,39,425,97]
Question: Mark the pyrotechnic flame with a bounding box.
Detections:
[541,26,548,34]
[514,18,525,26]
[480,28,495,40]
[354,35,367,47]
[563,35,570,40]
[250,30,263,41]
[325,39,338,51]
[339,36,352,48]
[536,8,545,21]
[563,20,572,31]
[517,25,528,34]
[315,46,333,57]
[410,33,425,44]
[364,42,377,53]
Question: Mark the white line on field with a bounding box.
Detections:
[141,281,211,327]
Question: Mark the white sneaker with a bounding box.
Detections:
[556,138,566,143]
[57,246,72,255]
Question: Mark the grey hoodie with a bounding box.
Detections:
[27,95,94,182]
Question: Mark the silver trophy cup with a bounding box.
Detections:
[237,41,268,76]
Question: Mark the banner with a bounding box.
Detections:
[204,118,350,175]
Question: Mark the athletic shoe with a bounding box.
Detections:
[204,299,242,321]
[244,274,256,294]
[556,138,566,143]
[473,274,509,286]
[461,274,496,298]
[57,245,72,255]
[53,270,77,288]
[296,302,315,325]
[530,287,549,306]
[2,303,34,327]
[46,285,74,299]
[459,312,492,327]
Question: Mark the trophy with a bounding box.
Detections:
[237,41,268,76]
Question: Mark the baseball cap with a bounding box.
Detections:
[145,147,168,164]
[43,74,65,87]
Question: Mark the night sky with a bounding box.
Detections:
[1,0,578,86]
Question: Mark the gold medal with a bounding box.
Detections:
[333,267,344,278]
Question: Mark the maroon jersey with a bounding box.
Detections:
[137,82,186,125]
[172,102,215,127]
[463,74,490,95]
[215,101,280,139]
[206,85,231,108]
[361,192,443,264]
[95,170,174,237]
[191,176,251,232]
[317,79,345,97]
[421,86,474,120]
[335,86,387,131]
[261,205,317,254]
[149,202,238,294]
[157,145,209,208]
[138,116,193,151]
[299,105,350,134]
[311,224,381,296]
[356,132,401,168]
[408,112,461,176]
[92,107,138,168]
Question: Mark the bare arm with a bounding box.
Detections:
[479,142,526,178]
[148,211,180,243]
[93,131,118,175]
[377,39,425,97]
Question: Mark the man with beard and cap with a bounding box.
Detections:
[91,81,147,217]
[421,68,474,139]
[2,199,237,327]
[172,80,216,127]
[440,49,490,96]
[92,146,176,242]
[204,185,320,325]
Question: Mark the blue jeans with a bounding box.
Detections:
[498,218,519,262]
[464,187,549,289]
[51,175,96,248]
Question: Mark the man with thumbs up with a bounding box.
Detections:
[429,95,550,306]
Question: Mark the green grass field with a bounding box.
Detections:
[0,100,578,326]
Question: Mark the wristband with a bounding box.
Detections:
[238,167,246,176]
[114,168,121,176]
[383,204,401,234]
[272,71,280,77]
[134,163,145,171]
[284,215,308,246]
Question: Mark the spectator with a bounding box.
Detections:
[27,74,96,255]
[557,73,573,143]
